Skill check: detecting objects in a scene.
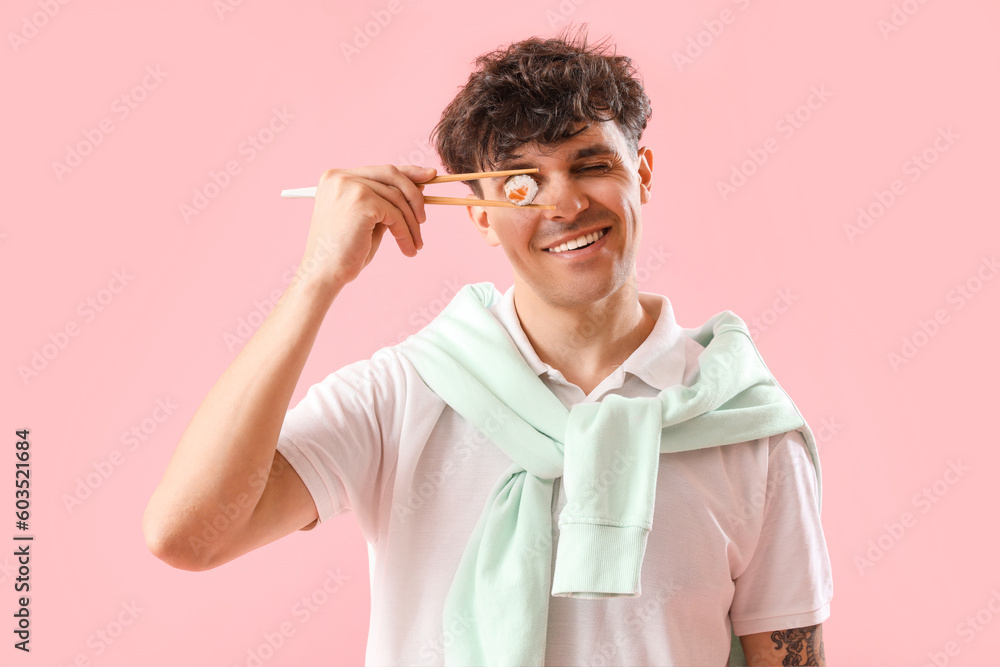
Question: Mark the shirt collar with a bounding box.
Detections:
[487,284,688,391]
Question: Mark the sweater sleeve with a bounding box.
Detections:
[275,347,404,545]
[728,429,833,636]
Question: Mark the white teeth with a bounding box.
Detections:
[545,229,606,253]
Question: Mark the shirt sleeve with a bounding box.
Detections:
[275,347,403,544]
[729,429,834,636]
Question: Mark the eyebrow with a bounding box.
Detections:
[571,143,620,160]
[491,143,621,176]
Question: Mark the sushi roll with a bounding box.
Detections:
[503,174,539,206]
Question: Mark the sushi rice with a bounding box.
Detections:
[503,174,539,206]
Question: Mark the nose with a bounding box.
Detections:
[537,173,588,221]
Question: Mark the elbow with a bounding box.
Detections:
[142,507,218,572]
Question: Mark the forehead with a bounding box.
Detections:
[492,121,630,170]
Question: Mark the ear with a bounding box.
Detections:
[466,199,502,247]
[637,146,653,204]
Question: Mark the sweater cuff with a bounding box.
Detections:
[550,523,649,598]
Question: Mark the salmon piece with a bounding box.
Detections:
[503,173,538,205]
[507,186,529,203]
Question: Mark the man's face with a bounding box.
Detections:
[468,121,653,309]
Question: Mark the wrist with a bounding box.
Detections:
[285,272,345,311]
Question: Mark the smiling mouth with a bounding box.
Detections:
[544,228,609,253]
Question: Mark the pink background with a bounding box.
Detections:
[4,0,999,665]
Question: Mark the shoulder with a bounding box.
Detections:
[295,344,443,414]
[768,428,809,454]
[766,429,819,483]
[764,429,819,487]
[366,344,449,409]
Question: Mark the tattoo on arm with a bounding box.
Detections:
[768,624,826,666]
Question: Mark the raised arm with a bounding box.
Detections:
[142,164,435,571]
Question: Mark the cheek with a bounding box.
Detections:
[613,175,643,209]
[588,180,632,214]
[489,215,531,247]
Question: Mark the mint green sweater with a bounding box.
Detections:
[394,283,822,666]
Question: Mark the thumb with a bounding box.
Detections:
[397,164,437,183]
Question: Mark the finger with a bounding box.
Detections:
[345,164,433,226]
[359,177,423,250]
[379,206,418,258]
[363,191,417,257]
[395,164,437,183]
[366,223,389,267]
[359,177,421,249]
[398,165,434,225]
[343,164,428,225]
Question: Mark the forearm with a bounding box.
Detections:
[144,163,431,569]
[142,276,340,567]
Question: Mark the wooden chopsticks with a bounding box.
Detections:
[421,168,553,209]
[423,168,535,184]
[424,196,551,209]
[281,168,554,209]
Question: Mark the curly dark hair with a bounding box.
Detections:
[431,25,652,197]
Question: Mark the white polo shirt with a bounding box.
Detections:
[276,285,833,666]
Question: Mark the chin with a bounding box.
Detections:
[533,271,629,308]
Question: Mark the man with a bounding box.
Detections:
[144,28,832,666]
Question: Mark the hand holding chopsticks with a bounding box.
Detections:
[281,168,554,209]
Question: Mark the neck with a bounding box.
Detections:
[512,275,657,394]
